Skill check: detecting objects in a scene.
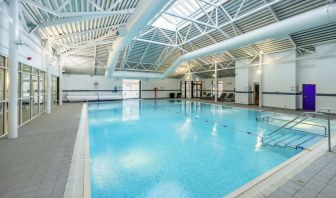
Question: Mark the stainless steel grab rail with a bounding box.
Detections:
[263,116,327,136]
[81,98,88,104]
[316,108,334,152]
[268,113,308,136]
[267,111,332,152]
[256,108,276,121]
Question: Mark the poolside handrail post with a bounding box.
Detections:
[267,113,306,136]
[256,108,275,121]
[328,117,331,152]
[316,108,334,152]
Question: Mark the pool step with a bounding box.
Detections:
[263,133,323,149]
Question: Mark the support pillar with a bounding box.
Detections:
[58,59,63,105]
[187,73,192,99]
[259,53,263,108]
[215,61,218,103]
[46,42,52,114]
[8,0,19,139]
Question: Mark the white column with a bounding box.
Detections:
[58,60,63,106]
[259,53,263,108]
[46,42,52,114]
[214,62,218,102]
[8,0,19,139]
[188,73,192,99]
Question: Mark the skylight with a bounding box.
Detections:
[152,0,213,31]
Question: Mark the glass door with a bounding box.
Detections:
[123,79,140,99]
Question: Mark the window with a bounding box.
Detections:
[18,64,48,125]
[0,58,49,134]
[0,56,7,136]
[21,71,31,123]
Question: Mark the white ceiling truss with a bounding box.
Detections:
[4,0,336,78]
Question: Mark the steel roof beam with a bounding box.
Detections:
[50,23,125,40]
[160,2,336,78]
[38,10,132,28]
[178,0,285,46]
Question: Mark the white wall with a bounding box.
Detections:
[63,74,123,90]
[233,43,336,112]
[62,74,123,100]
[141,79,180,98]
[202,77,235,92]
[62,74,181,100]
[297,53,316,109]
[315,43,336,113]
[262,50,298,109]
[235,59,252,104]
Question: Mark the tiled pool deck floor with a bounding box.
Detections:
[0,101,335,198]
[0,103,81,198]
[269,147,336,198]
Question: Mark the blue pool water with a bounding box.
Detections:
[88,100,302,198]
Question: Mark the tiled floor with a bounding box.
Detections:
[0,103,82,198]
[269,147,336,198]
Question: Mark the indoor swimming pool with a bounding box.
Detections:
[87,100,329,198]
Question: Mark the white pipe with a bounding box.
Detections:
[259,53,262,108]
[215,62,217,103]
[108,3,336,79]
[8,0,19,139]
[59,63,63,105]
[106,0,169,77]
[161,3,336,78]
[111,71,163,79]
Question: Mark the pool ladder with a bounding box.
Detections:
[259,111,332,151]
[256,108,276,121]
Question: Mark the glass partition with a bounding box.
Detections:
[0,58,50,133]
[18,64,48,125]
[21,72,31,123]
[0,56,7,136]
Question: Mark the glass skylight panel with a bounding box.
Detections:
[151,0,228,31]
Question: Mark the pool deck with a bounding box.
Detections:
[0,103,82,198]
[189,98,336,119]
[269,147,336,198]
[0,100,335,198]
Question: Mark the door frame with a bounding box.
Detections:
[253,82,259,105]
[302,84,316,110]
[180,81,186,98]
[139,80,141,99]
[191,81,202,98]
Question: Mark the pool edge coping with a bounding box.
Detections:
[63,103,91,198]
[225,136,335,198]
[76,100,334,198]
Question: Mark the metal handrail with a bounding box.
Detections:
[267,111,332,152]
[256,108,276,121]
[316,108,335,152]
[81,98,88,104]
[263,116,327,136]
[268,113,307,136]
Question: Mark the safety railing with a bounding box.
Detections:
[256,108,276,121]
[316,108,334,152]
[262,116,327,136]
[81,98,88,104]
[267,111,332,152]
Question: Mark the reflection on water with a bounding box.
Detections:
[88,100,303,198]
[122,100,140,121]
[120,149,154,169]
